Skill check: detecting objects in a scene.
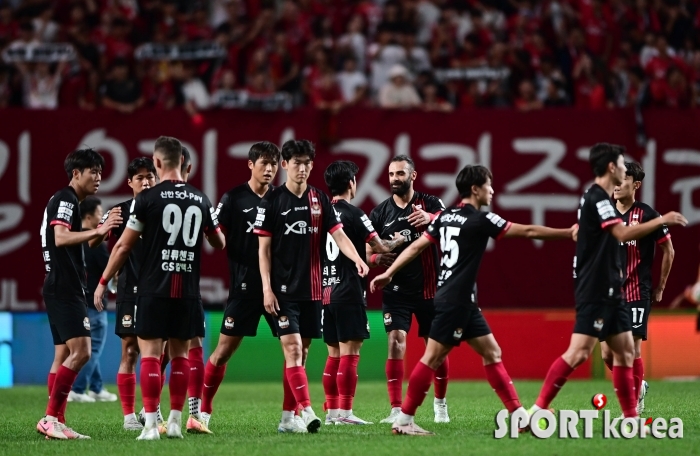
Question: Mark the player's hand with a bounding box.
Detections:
[93,283,106,311]
[356,260,369,278]
[264,290,280,317]
[376,252,397,267]
[571,224,579,242]
[97,207,122,236]
[370,273,392,293]
[390,232,405,248]
[661,211,687,227]
[408,205,432,227]
[652,286,664,304]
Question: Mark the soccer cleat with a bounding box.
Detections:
[61,426,91,439]
[89,389,118,402]
[277,419,308,434]
[36,417,67,440]
[637,380,649,415]
[301,409,321,433]
[380,407,402,424]
[166,416,183,439]
[527,406,555,431]
[186,415,213,434]
[201,412,211,428]
[433,402,450,423]
[335,414,373,425]
[294,415,307,432]
[123,414,144,431]
[138,408,145,426]
[325,414,337,425]
[67,391,95,403]
[392,422,435,436]
[136,424,161,441]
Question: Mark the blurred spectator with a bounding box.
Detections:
[9,21,39,49]
[246,70,275,95]
[368,25,406,94]
[421,82,452,112]
[403,28,431,74]
[0,66,10,107]
[0,3,17,49]
[269,31,300,93]
[542,80,568,107]
[337,57,367,105]
[180,63,210,116]
[515,79,543,111]
[379,64,420,108]
[211,68,238,108]
[33,4,59,43]
[142,63,175,110]
[311,69,344,113]
[337,14,367,70]
[101,58,142,113]
[15,60,65,109]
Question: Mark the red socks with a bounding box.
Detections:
[322,356,340,410]
[46,366,78,418]
[535,357,574,409]
[140,357,162,413]
[47,372,56,398]
[286,366,311,408]
[633,358,644,400]
[338,355,359,411]
[159,353,167,391]
[202,360,227,414]
[484,362,521,413]
[282,363,297,411]
[117,373,137,416]
[434,357,449,400]
[401,362,434,416]
[188,347,204,401]
[613,365,638,418]
[169,357,190,412]
[385,359,404,408]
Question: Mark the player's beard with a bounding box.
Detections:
[390,180,411,196]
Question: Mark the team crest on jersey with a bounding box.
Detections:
[453,328,463,339]
[311,202,322,218]
[122,315,133,328]
[83,317,90,330]
[593,318,604,331]
[224,317,234,330]
[383,313,392,325]
[278,316,290,329]
[629,220,639,226]
[366,322,370,332]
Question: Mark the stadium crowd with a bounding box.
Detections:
[0,0,698,112]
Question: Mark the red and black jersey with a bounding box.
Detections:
[127,180,220,299]
[253,184,342,301]
[322,199,377,305]
[99,199,141,302]
[574,184,623,304]
[40,186,86,301]
[215,183,273,300]
[617,201,670,302]
[369,191,445,300]
[425,203,511,304]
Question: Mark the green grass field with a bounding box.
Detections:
[0,380,698,456]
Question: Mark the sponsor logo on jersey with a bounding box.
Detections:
[453,328,463,339]
[281,285,287,293]
[224,317,234,330]
[593,318,604,331]
[122,315,132,328]
[284,221,308,235]
[278,316,289,329]
[392,285,399,291]
[383,313,392,325]
[83,317,91,330]
[241,282,247,291]
[311,203,321,218]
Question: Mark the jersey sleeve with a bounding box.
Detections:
[646,208,671,244]
[214,192,232,233]
[482,212,512,240]
[589,191,622,229]
[369,206,381,234]
[355,208,378,243]
[253,194,274,237]
[323,194,343,234]
[424,216,442,245]
[202,195,221,234]
[99,204,124,239]
[48,192,78,229]
[126,193,147,233]
[425,195,446,214]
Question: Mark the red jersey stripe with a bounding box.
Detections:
[423,231,439,245]
[495,221,513,240]
[365,231,378,243]
[309,190,323,301]
[50,220,71,228]
[657,233,671,244]
[253,228,272,237]
[601,218,622,229]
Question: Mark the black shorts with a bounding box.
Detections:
[195,298,206,338]
[45,296,90,345]
[221,296,277,337]
[323,301,370,345]
[573,300,632,341]
[275,300,322,339]
[134,296,205,340]
[382,294,435,337]
[115,300,136,338]
[429,300,492,347]
[628,299,651,341]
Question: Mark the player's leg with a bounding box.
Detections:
[605,299,638,419]
[417,300,449,423]
[322,304,340,424]
[600,341,613,372]
[117,335,142,430]
[630,299,651,413]
[47,334,69,425]
[137,336,166,440]
[381,298,411,423]
[165,337,191,438]
[187,337,204,423]
[202,335,243,418]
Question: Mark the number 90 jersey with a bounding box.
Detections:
[424,203,511,304]
[127,180,220,299]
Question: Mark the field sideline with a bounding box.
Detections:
[0,380,698,456]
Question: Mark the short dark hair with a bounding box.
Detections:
[391,154,415,172]
[127,157,156,179]
[64,148,105,180]
[281,140,315,161]
[249,141,281,164]
[181,146,191,174]
[626,161,645,182]
[79,196,101,219]
[324,160,359,196]
[589,143,625,177]
[154,136,182,168]
[456,165,493,198]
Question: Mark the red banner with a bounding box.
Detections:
[1,107,699,311]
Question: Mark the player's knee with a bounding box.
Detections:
[481,346,502,364]
[571,349,589,367]
[125,344,140,365]
[72,350,91,367]
[284,342,303,360]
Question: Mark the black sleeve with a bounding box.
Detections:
[425,195,446,213]
[355,208,379,243]
[322,194,343,234]
[646,207,670,244]
[126,192,148,232]
[589,190,622,229]
[215,192,232,233]
[369,206,381,234]
[48,191,78,229]
[253,193,275,237]
[424,216,442,245]
[203,195,220,234]
[481,212,512,240]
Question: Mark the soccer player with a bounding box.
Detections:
[530,143,686,422]
[196,142,281,432]
[37,148,122,440]
[368,155,449,424]
[371,165,577,435]
[321,161,404,426]
[254,140,369,434]
[93,136,225,440]
[600,162,674,414]
[90,157,157,430]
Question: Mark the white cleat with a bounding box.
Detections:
[380,407,402,424]
[62,426,91,439]
[278,418,308,434]
[434,402,450,423]
[637,380,649,415]
[325,414,337,425]
[201,412,211,428]
[89,389,118,402]
[392,422,435,436]
[136,424,161,440]
[301,409,322,433]
[166,416,184,439]
[67,391,95,403]
[335,414,373,425]
[123,414,144,431]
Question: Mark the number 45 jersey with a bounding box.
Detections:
[127,180,220,299]
[424,203,512,304]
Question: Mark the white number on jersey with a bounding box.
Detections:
[326,234,340,262]
[162,203,203,247]
[40,208,48,248]
[439,226,460,268]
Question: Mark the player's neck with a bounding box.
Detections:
[285,180,307,197]
[464,197,481,210]
[69,181,88,202]
[616,196,635,214]
[248,178,269,197]
[333,191,352,203]
[159,169,184,182]
[392,188,414,208]
[594,175,615,197]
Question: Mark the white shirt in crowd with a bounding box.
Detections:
[338,32,367,70]
[24,73,61,109]
[368,43,406,92]
[182,77,210,109]
[337,70,368,102]
[379,82,421,108]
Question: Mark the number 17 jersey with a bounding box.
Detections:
[127,180,220,299]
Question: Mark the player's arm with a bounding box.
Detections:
[331,228,370,277]
[368,231,405,253]
[92,227,140,311]
[205,230,225,250]
[370,235,431,292]
[608,212,687,242]
[653,238,675,303]
[257,235,279,316]
[365,242,397,269]
[54,215,122,247]
[503,223,577,240]
[88,206,123,248]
